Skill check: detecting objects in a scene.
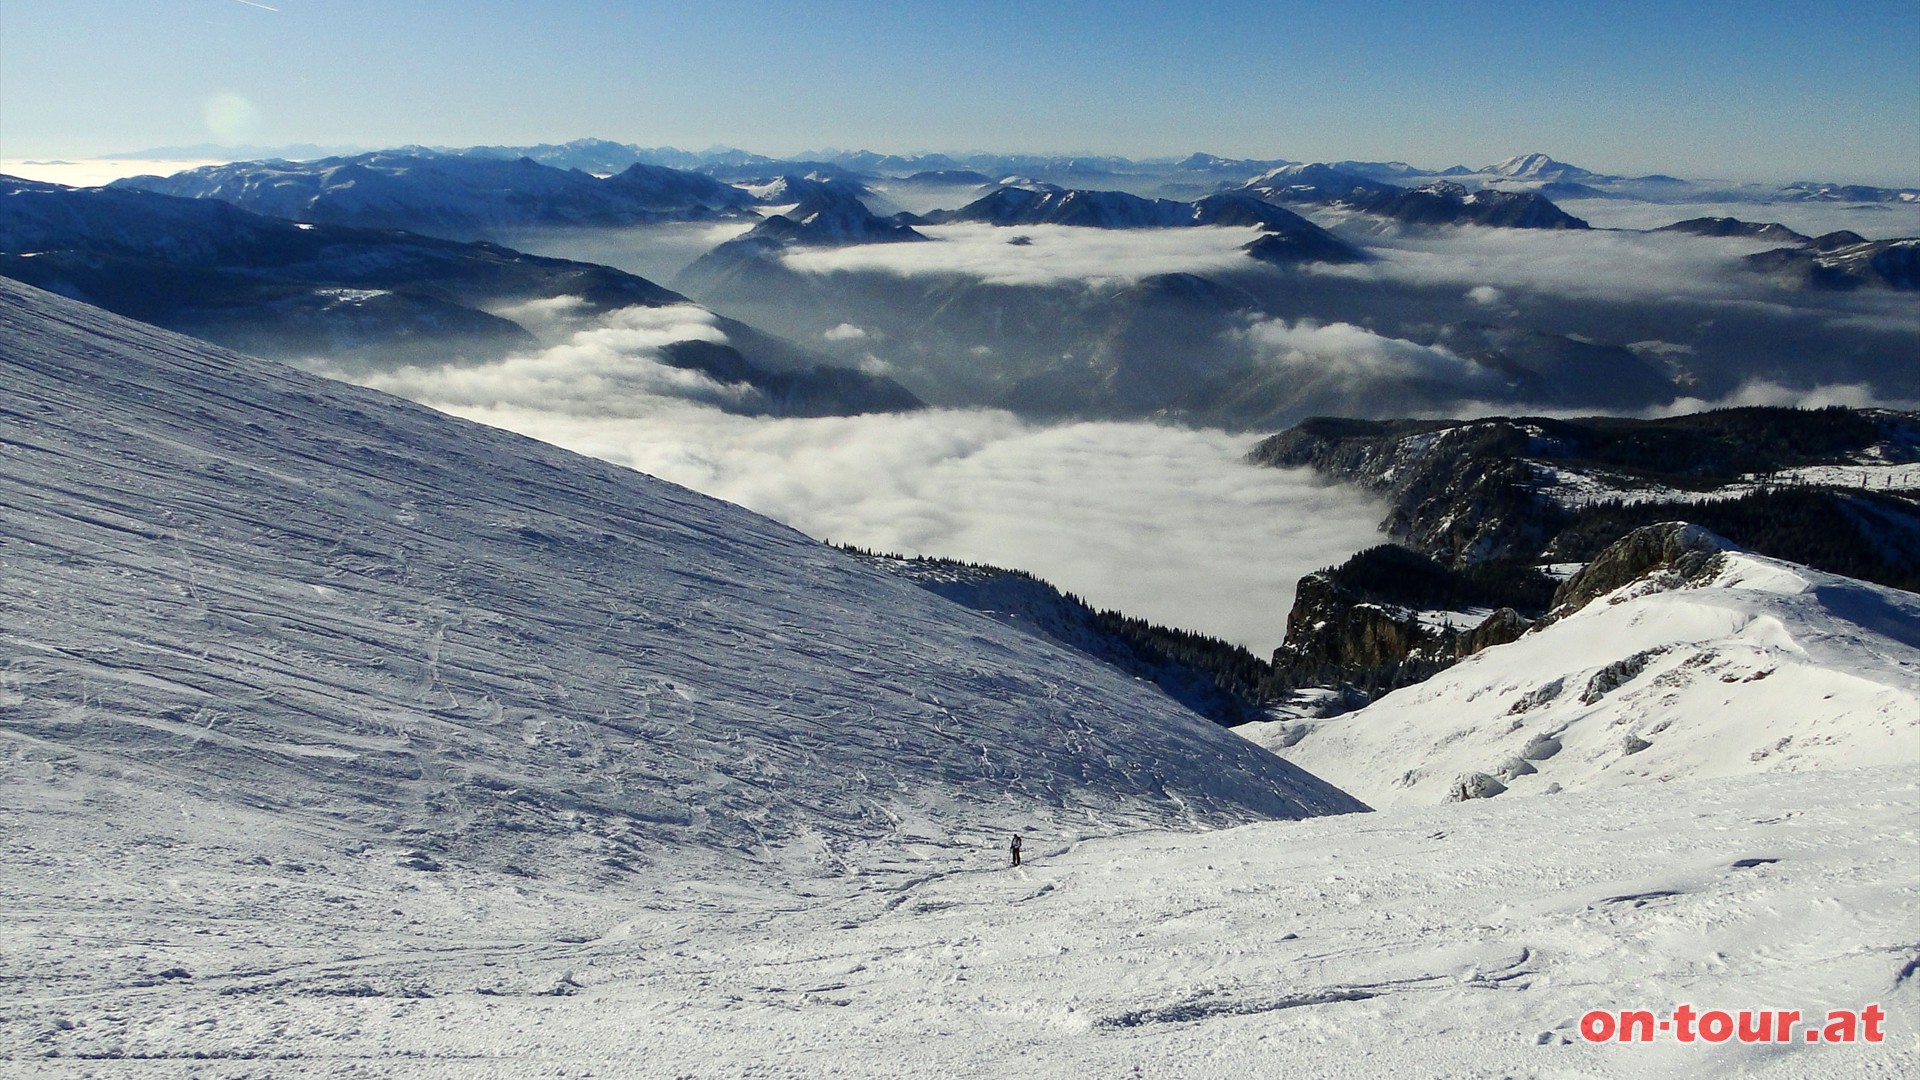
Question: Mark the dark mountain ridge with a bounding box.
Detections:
[0,177,921,416]
[1250,408,1920,564]
[1746,237,1920,290]
[1240,168,1589,230]
[912,185,1364,265]
[1656,217,1812,244]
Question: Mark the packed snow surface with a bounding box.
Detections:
[3,763,1912,1077]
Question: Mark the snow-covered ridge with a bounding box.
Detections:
[0,279,1363,888]
[1482,153,1596,182]
[109,151,757,241]
[1248,543,1920,808]
[1532,459,1920,509]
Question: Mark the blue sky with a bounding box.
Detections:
[2,0,1915,183]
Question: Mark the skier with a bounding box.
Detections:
[1010,833,1022,868]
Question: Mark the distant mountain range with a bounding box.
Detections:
[0,176,921,417]
[1250,408,1920,575]
[96,140,1920,207]
[920,186,1349,239]
[1746,236,1920,291]
[16,143,1913,432]
[1481,153,1597,182]
[110,151,756,241]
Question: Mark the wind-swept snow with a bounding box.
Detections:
[0,277,1359,890]
[1246,547,1920,808]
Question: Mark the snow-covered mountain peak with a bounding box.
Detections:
[1248,527,1919,808]
[1483,153,1594,181]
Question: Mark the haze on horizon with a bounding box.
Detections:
[2,0,1916,187]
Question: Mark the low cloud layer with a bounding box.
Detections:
[1303,225,1787,304]
[1243,317,1489,385]
[1232,317,1506,416]
[504,221,760,286]
[1554,197,1920,241]
[1653,379,1920,416]
[350,313,1386,653]
[443,403,1383,653]
[355,304,755,415]
[782,223,1266,287]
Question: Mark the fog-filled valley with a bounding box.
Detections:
[6,141,1914,666]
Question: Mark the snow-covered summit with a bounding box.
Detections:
[1248,526,1920,807]
[1482,153,1596,182]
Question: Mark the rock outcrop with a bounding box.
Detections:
[1547,522,1731,619]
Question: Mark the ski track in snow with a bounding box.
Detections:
[1,767,1913,1077]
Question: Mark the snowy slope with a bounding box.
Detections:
[1,283,1913,1078]
[4,758,1910,1077]
[1245,546,1920,808]
[0,278,1362,891]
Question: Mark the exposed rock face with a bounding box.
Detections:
[1550,522,1732,618]
[1252,409,1920,711]
[1272,565,1536,698]
[1461,607,1530,653]
[1277,573,1443,690]
[1446,772,1507,801]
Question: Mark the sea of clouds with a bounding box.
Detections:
[345,200,1917,653]
[782,223,1267,287]
[346,309,1387,654]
